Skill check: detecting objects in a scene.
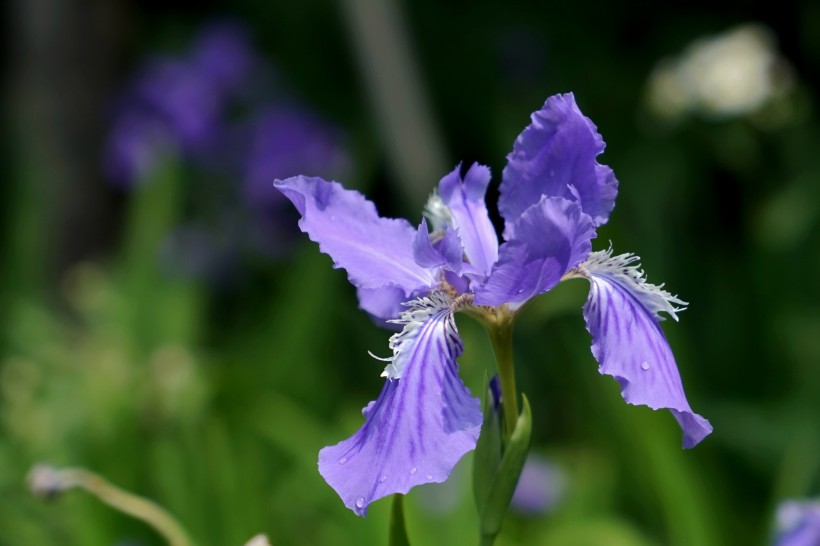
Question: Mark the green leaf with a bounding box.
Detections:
[478,394,532,540]
[388,494,411,546]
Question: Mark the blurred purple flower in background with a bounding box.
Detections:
[243,107,350,214]
[103,19,350,272]
[189,22,256,98]
[104,21,262,186]
[775,499,820,546]
[103,112,175,187]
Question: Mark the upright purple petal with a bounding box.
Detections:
[499,93,618,236]
[276,176,436,294]
[413,219,463,274]
[579,250,711,448]
[474,196,595,307]
[438,163,499,277]
[318,293,482,516]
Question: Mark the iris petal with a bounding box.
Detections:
[581,253,711,448]
[438,163,499,277]
[474,196,595,307]
[499,93,618,235]
[318,293,482,515]
[276,176,435,295]
[413,219,463,275]
[356,285,407,323]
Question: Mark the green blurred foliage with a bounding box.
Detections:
[2,1,820,545]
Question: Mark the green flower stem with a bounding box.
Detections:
[29,465,195,546]
[487,311,518,442]
[388,494,411,546]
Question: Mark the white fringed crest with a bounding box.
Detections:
[370,291,455,379]
[580,246,687,321]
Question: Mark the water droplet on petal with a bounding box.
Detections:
[379,475,387,483]
[339,457,347,465]
[640,361,650,371]
[410,467,417,475]
[355,497,365,509]
[426,474,433,480]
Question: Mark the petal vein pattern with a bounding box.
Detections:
[581,251,712,448]
[318,292,482,516]
[275,176,436,294]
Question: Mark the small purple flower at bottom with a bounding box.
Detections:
[510,455,566,515]
[276,93,712,516]
[775,499,820,546]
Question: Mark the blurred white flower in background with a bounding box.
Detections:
[647,24,794,121]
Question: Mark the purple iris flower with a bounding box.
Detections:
[276,93,712,516]
[775,500,820,546]
[103,22,257,186]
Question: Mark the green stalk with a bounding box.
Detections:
[29,465,195,546]
[388,494,411,546]
[487,311,518,441]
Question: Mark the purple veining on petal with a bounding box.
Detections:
[276,176,436,294]
[499,93,618,236]
[582,273,712,448]
[318,308,482,516]
[474,196,595,307]
[437,163,499,277]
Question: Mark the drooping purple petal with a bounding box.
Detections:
[474,196,595,307]
[438,163,498,277]
[276,176,436,294]
[580,252,711,448]
[499,93,618,236]
[413,219,463,274]
[318,293,482,516]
